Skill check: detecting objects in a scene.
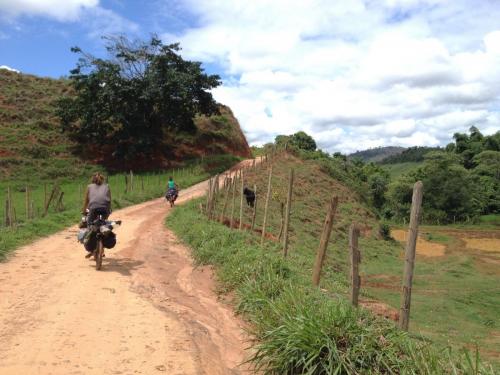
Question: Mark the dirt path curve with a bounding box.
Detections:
[0,160,256,375]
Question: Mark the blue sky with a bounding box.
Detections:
[1,0,499,153]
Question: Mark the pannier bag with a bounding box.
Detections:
[84,231,97,252]
[77,228,88,244]
[102,232,117,249]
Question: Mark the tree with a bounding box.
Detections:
[290,131,317,151]
[57,35,221,160]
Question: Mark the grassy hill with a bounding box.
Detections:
[348,146,405,162]
[0,69,251,182]
[168,152,500,372]
[0,69,250,259]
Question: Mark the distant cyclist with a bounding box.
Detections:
[165,176,178,205]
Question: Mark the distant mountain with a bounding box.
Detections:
[348,146,406,162]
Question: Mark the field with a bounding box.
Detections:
[382,161,421,178]
[169,152,500,370]
[0,154,240,260]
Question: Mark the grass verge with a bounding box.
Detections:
[167,199,497,374]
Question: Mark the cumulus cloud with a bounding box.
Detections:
[0,0,99,22]
[0,0,138,38]
[163,1,500,153]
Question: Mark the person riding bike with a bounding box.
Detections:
[166,176,178,200]
[82,172,112,258]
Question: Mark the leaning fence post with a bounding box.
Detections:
[239,171,244,230]
[312,197,338,286]
[44,185,57,217]
[349,224,361,306]
[260,166,273,245]
[282,168,294,257]
[251,184,257,231]
[56,192,65,212]
[399,181,423,331]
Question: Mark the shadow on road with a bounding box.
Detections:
[88,257,144,276]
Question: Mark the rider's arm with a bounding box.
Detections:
[82,186,89,213]
[107,187,112,212]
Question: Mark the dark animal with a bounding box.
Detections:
[243,187,255,207]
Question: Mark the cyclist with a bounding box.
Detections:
[166,176,178,201]
[82,172,111,258]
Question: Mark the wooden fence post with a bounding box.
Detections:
[282,168,294,257]
[230,175,237,228]
[43,185,57,217]
[56,192,65,212]
[278,202,285,241]
[239,171,244,230]
[44,183,47,210]
[349,224,361,306]
[219,178,231,223]
[206,178,212,216]
[7,187,13,227]
[312,197,338,286]
[260,166,273,245]
[399,181,423,331]
[210,174,219,220]
[25,186,29,221]
[4,194,10,227]
[251,184,257,231]
[130,170,134,192]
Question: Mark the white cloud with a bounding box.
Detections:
[166,1,500,153]
[0,0,99,22]
[0,0,138,39]
[0,64,20,73]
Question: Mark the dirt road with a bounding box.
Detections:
[0,166,252,375]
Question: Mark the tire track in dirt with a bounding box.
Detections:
[0,160,255,375]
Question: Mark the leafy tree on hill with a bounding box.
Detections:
[275,131,316,151]
[449,126,500,169]
[57,35,221,160]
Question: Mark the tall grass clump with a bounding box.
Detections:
[167,200,497,374]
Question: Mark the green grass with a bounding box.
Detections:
[479,214,500,226]
[167,199,497,374]
[0,154,240,260]
[171,152,500,369]
[382,162,421,178]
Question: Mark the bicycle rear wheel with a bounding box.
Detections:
[95,239,104,270]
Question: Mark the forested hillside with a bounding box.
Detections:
[348,146,405,162]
